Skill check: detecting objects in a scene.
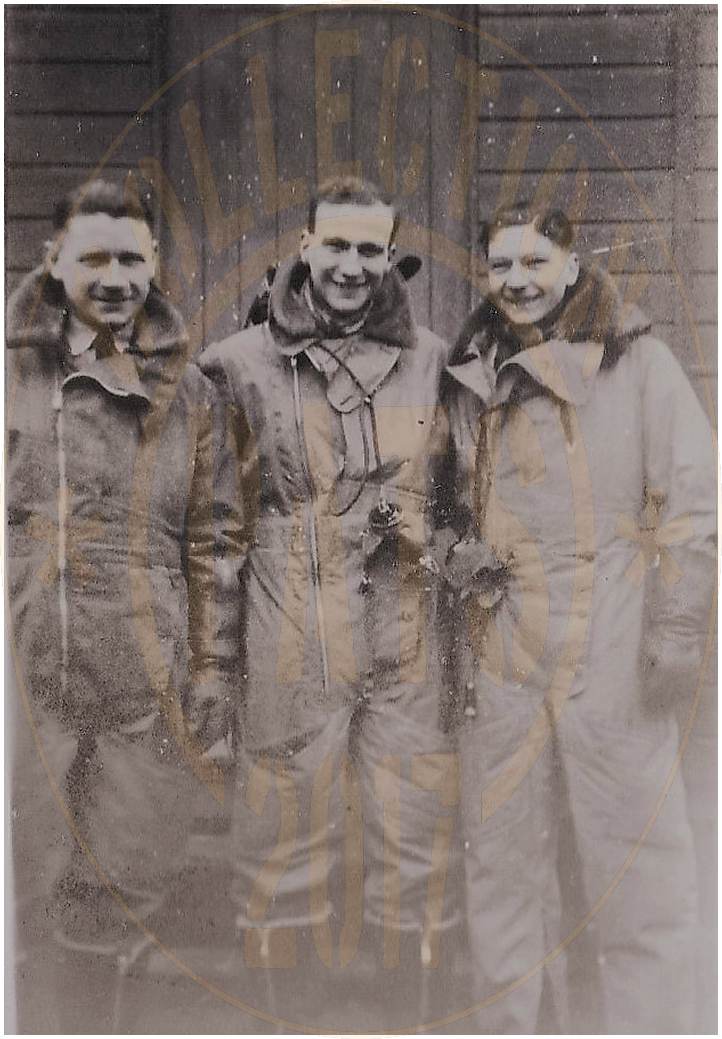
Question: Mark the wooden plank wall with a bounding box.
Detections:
[4,7,717,1028]
[153,6,484,349]
[471,6,716,392]
[5,5,162,295]
[152,6,716,399]
[6,6,716,393]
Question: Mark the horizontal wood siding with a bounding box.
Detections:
[6,7,715,382]
[470,6,716,402]
[4,8,716,1031]
[6,7,152,62]
[5,6,161,277]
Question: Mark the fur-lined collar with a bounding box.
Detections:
[446,265,652,407]
[267,258,417,354]
[6,268,188,357]
[452,264,651,371]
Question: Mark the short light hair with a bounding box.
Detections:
[53,178,153,233]
[480,202,574,256]
[307,176,399,242]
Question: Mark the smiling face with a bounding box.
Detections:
[301,201,396,316]
[486,223,579,326]
[48,212,157,334]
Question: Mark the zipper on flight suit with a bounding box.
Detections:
[291,354,331,698]
[52,378,70,703]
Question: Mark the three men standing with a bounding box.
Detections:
[7,177,715,1033]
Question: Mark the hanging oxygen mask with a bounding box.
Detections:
[284,254,424,594]
[271,253,428,563]
[303,343,406,595]
[302,340,405,525]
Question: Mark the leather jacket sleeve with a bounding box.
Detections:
[184,365,248,747]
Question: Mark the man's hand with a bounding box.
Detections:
[444,539,509,606]
[185,678,233,754]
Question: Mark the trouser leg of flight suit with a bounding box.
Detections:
[558,707,697,1034]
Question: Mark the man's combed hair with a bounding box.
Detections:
[479,202,574,256]
[53,178,154,232]
[307,176,399,240]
